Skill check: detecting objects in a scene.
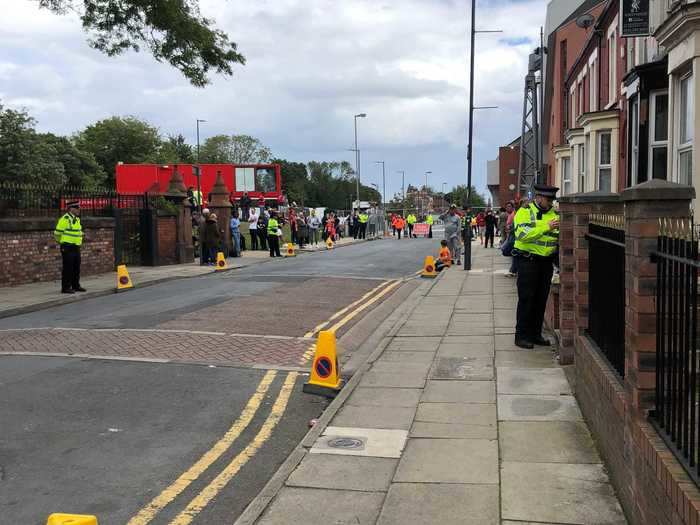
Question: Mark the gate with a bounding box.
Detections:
[113,194,157,266]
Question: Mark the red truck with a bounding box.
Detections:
[115,163,284,205]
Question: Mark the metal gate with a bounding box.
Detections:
[113,195,157,266]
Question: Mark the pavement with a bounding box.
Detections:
[239,246,629,525]
[0,234,377,319]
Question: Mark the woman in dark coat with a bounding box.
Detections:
[202,213,221,265]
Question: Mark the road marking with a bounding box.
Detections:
[302,280,394,339]
[126,370,277,525]
[169,372,298,525]
[327,279,402,334]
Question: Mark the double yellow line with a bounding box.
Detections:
[127,371,297,525]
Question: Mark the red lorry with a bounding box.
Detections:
[115,163,284,206]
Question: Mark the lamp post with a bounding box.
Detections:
[397,170,406,217]
[195,119,206,213]
[354,113,367,209]
[374,160,386,221]
[424,171,432,217]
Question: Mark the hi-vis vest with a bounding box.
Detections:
[54,213,83,246]
[359,213,368,224]
[407,214,417,225]
[426,215,434,225]
[267,218,279,236]
[513,203,559,257]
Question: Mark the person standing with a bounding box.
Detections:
[297,212,307,249]
[308,210,321,246]
[484,209,497,248]
[257,210,268,251]
[357,210,368,239]
[240,192,252,221]
[198,208,211,264]
[230,211,241,257]
[54,201,86,294]
[498,206,508,244]
[440,204,462,265]
[426,213,434,238]
[248,207,259,251]
[476,211,485,245]
[512,185,560,349]
[267,210,282,257]
[202,213,221,265]
[289,208,298,245]
[406,212,417,238]
[395,215,405,240]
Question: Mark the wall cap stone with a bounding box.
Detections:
[621,180,695,202]
[0,216,115,232]
[559,191,622,204]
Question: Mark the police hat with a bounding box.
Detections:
[533,184,559,198]
[66,200,80,209]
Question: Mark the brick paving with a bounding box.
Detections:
[0,328,313,367]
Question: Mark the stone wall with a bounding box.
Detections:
[0,217,115,287]
[156,214,178,265]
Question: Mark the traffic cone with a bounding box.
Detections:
[116,264,133,291]
[421,256,438,278]
[215,252,227,271]
[303,330,344,398]
[326,237,334,250]
[47,514,98,525]
[285,243,296,257]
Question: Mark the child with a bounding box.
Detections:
[435,239,452,272]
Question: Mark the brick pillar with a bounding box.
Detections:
[621,180,694,414]
[208,171,232,256]
[165,167,194,263]
[558,192,622,364]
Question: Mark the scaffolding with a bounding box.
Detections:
[518,45,545,198]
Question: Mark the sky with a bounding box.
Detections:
[0,0,548,200]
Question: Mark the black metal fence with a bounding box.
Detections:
[587,214,626,377]
[649,218,700,485]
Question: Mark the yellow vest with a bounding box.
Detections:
[267,218,279,236]
[407,214,417,225]
[54,213,83,246]
[513,203,559,257]
[359,213,368,224]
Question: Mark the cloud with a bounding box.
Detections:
[0,0,547,199]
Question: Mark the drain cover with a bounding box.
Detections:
[327,437,365,450]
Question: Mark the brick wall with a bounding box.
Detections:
[0,217,115,287]
[157,215,177,265]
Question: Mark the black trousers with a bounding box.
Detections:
[484,229,495,247]
[359,223,367,239]
[268,234,281,257]
[428,226,433,238]
[250,229,258,250]
[408,224,414,238]
[515,255,554,342]
[61,244,81,291]
[258,229,268,250]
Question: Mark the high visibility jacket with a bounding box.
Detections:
[191,190,202,206]
[54,212,83,246]
[358,213,368,224]
[426,215,434,225]
[407,214,417,225]
[267,218,279,236]
[513,203,559,257]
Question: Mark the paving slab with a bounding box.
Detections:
[332,405,416,430]
[377,483,499,525]
[494,294,518,309]
[311,426,408,458]
[495,350,557,368]
[359,370,427,389]
[286,454,398,492]
[394,438,498,484]
[497,368,572,395]
[501,462,627,524]
[494,326,516,335]
[450,313,493,326]
[376,351,436,364]
[499,421,601,464]
[258,487,384,525]
[430,356,494,380]
[397,325,448,337]
[494,334,521,351]
[385,337,442,352]
[422,380,496,404]
[371,361,432,376]
[494,309,516,328]
[455,297,494,312]
[415,402,497,426]
[438,343,494,359]
[410,421,496,439]
[446,324,495,336]
[497,395,583,421]
[347,387,422,408]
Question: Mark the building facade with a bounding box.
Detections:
[487,138,521,207]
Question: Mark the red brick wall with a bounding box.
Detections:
[0,217,115,287]
[545,282,559,332]
[498,146,519,205]
[157,215,178,266]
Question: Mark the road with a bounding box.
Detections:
[0,236,437,525]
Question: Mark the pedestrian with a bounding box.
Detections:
[476,210,485,245]
[230,210,241,257]
[240,192,252,221]
[202,213,221,265]
[358,210,368,239]
[351,210,359,239]
[257,210,268,251]
[199,208,211,264]
[267,210,282,257]
[435,239,452,272]
[426,212,434,238]
[484,209,497,248]
[513,184,560,349]
[440,204,462,265]
[248,207,259,250]
[504,202,518,276]
[54,200,86,294]
[308,209,321,245]
[498,206,508,244]
[406,212,417,238]
[395,215,405,240]
[289,208,298,245]
[297,212,308,249]
[325,212,337,241]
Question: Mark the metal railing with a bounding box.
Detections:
[650,218,700,486]
[586,214,626,377]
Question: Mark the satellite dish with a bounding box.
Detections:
[576,13,595,30]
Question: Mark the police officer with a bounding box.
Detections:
[426,212,434,238]
[512,184,559,349]
[54,201,86,294]
[358,210,369,239]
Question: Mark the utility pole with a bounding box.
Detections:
[397,170,406,217]
[375,161,386,231]
[354,113,367,209]
[195,119,206,213]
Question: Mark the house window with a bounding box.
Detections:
[579,80,584,115]
[649,91,668,180]
[630,97,640,184]
[598,132,612,192]
[608,28,617,105]
[578,143,586,192]
[562,157,572,195]
[571,86,577,126]
[590,60,598,112]
[678,73,693,185]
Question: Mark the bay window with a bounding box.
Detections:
[598,132,612,192]
[677,74,693,186]
[562,157,572,195]
[649,91,669,180]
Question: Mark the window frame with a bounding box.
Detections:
[562,156,572,195]
[578,142,586,192]
[648,90,669,181]
[676,72,694,185]
[607,23,618,107]
[597,131,613,192]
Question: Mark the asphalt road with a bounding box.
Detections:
[0,236,439,525]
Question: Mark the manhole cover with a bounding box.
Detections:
[327,437,365,450]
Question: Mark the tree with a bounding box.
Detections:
[445,185,487,208]
[272,158,307,206]
[199,134,271,164]
[305,161,380,209]
[37,0,246,87]
[75,116,162,184]
[0,104,40,184]
[39,133,106,187]
[156,134,195,164]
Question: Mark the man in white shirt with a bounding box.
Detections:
[248,207,260,250]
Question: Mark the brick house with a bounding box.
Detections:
[487,137,520,207]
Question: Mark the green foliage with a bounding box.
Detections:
[304,161,380,209]
[156,134,195,164]
[446,185,486,208]
[272,158,307,205]
[74,116,162,184]
[36,0,246,87]
[199,134,272,164]
[152,196,180,215]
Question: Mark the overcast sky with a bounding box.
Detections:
[1,0,547,200]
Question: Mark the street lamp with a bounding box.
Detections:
[374,160,386,212]
[423,171,433,217]
[354,113,367,209]
[397,170,406,217]
[195,119,206,213]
